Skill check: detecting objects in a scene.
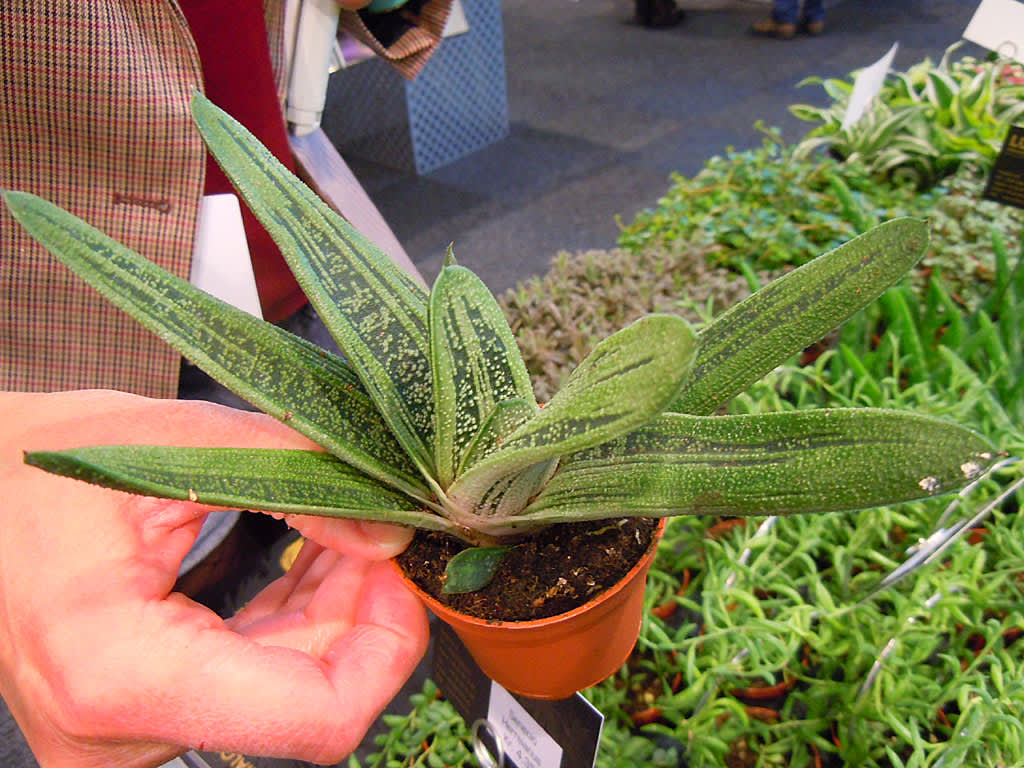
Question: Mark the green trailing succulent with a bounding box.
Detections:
[3,93,1002,594]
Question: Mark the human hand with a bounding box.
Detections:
[0,390,429,768]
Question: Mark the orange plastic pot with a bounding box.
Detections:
[396,518,666,700]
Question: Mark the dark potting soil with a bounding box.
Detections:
[396,517,658,622]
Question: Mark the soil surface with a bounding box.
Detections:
[396,517,658,621]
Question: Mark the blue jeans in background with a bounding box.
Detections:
[773,0,824,24]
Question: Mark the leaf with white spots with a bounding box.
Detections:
[429,265,537,488]
[457,398,537,475]
[191,92,436,479]
[24,446,457,534]
[673,218,930,415]
[1,190,428,502]
[449,314,697,507]
[520,408,1001,523]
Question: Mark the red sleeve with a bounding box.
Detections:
[179,0,307,322]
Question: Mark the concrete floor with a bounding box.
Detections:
[331,0,984,294]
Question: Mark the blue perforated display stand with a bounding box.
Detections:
[324,0,509,174]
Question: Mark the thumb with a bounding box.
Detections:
[283,514,414,559]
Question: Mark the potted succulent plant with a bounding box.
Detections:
[3,93,1000,699]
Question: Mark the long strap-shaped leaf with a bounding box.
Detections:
[190,92,436,478]
[519,409,999,527]
[2,191,428,502]
[673,218,930,415]
[449,314,697,508]
[25,446,460,536]
[430,265,537,488]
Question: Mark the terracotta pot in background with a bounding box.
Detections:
[396,518,667,700]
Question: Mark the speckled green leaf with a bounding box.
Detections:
[457,398,536,475]
[430,265,536,488]
[191,92,435,478]
[2,191,428,502]
[442,546,511,594]
[473,459,557,517]
[521,409,1000,524]
[449,314,697,507]
[25,446,457,534]
[673,218,930,415]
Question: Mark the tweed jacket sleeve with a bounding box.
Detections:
[1,0,208,398]
[1,0,444,398]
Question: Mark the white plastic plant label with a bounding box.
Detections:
[842,42,900,130]
[487,682,564,768]
[963,0,1024,63]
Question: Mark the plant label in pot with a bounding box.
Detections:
[432,622,606,768]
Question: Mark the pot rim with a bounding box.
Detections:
[394,517,667,630]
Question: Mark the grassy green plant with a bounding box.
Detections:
[3,93,1000,602]
[616,131,934,272]
[790,43,1024,188]
[617,142,1021,311]
[353,681,473,768]
[916,163,1024,309]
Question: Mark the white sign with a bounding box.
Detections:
[842,42,900,131]
[964,0,1024,63]
[189,194,263,319]
[487,682,564,768]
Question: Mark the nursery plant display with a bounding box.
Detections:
[618,138,1023,314]
[789,43,1024,189]
[336,44,1024,768]
[617,130,939,274]
[3,94,1003,701]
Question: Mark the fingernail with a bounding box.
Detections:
[359,521,413,552]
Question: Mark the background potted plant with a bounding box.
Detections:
[789,42,1024,189]
[3,93,1001,699]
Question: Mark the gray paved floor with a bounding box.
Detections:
[335,0,984,293]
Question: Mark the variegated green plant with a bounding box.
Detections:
[790,42,1024,188]
[3,93,1002,593]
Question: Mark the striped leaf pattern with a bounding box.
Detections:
[2,191,428,501]
[429,265,537,488]
[522,409,999,524]
[450,314,697,505]
[190,92,436,478]
[457,397,537,475]
[25,446,457,534]
[673,218,930,415]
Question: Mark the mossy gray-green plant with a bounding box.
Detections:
[499,242,781,401]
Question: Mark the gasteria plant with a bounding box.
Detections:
[3,93,1001,595]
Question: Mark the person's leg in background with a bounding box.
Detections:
[634,0,685,28]
[751,0,800,38]
[799,0,825,35]
[752,0,825,38]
